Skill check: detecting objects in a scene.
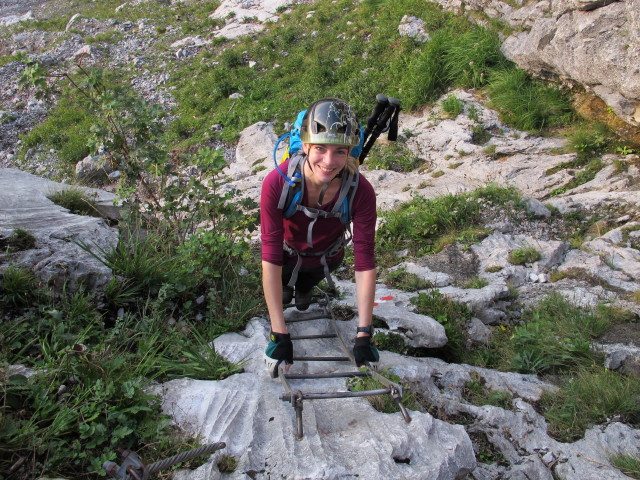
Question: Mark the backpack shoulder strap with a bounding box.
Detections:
[331,169,359,224]
[278,152,305,214]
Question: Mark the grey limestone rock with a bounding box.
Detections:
[0,168,118,293]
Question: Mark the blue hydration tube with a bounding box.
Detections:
[273,132,299,186]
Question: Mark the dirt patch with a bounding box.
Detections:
[598,322,640,348]
[416,244,479,286]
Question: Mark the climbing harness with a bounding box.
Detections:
[277,289,412,440]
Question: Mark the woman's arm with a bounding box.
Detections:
[262,260,287,334]
[355,268,376,337]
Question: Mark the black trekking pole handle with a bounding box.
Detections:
[359,97,401,165]
[362,94,389,143]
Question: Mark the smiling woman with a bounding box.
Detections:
[260,98,380,377]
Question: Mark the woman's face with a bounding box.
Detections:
[303,143,350,185]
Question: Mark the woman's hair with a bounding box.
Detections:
[345,156,358,175]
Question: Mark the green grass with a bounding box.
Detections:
[11,0,579,163]
[364,142,424,172]
[376,184,520,259]
[610,454,640,479]
[383,267,433,291]
[48,189,101,217]
[487,68,573,132]
[410,289,472,362]
[0,228,36,253]
[463,276,489,289]
[442,95,464,117]
[508,246,541,265]
[463,371,512,409]
[20,91,100,169]
[540,367,640,442]
[512,294,610,374]
[346,370,421,413]
[0,265,40,308]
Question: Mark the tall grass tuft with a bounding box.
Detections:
[444,28,506,89]
[377,192,481,256]
[487,68,573,131]
[511,293,610,374]
[541,367,640,441]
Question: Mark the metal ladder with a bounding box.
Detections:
[277,291,412,439]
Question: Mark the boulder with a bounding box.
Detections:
[0,168,119,293]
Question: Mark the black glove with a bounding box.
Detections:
[264,332,293,378]
[353,336,380,368]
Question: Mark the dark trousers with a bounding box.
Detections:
[281,255,344,293]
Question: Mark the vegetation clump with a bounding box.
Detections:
[508,246,541,265]
[377,184,522,260]
[462,372,512,409]
[1,228,36,252]
[410,289,473,362]
[48,189,101,217]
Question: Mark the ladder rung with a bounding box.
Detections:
[290,334,338,340]
[284,371,371,380]
[285,312,328,323]
[281,388,391,401]
[293,355,350,362]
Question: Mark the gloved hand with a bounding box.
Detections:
[353,336,380,368]
[264,331,293,378]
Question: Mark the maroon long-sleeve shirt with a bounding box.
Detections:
[260,160,376,271]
